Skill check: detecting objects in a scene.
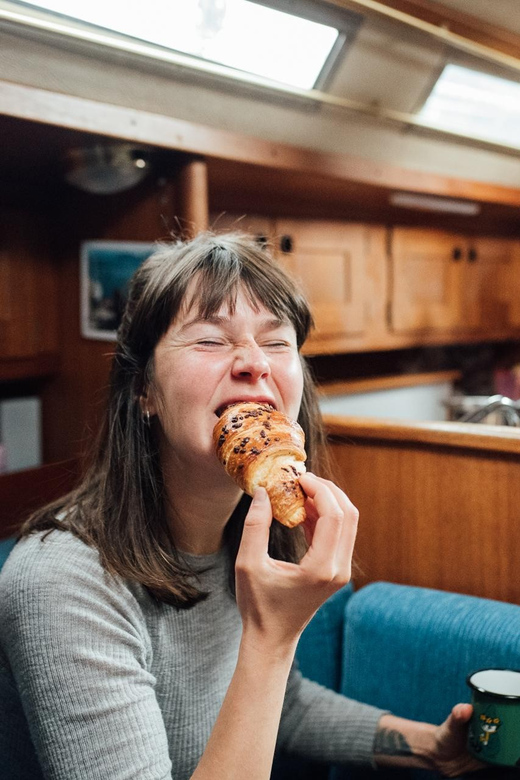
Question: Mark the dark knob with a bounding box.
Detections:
[280,235,293,253]
[468,247,478,262]
[452,246,462,261]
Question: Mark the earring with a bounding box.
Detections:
[144,410,151,426]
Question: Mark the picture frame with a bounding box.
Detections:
[80,240,156,340]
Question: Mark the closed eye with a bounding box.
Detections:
[263,341,292,349]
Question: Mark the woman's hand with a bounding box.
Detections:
[235,472,358,655]
[432,704,484,777]
[375,705,485,776]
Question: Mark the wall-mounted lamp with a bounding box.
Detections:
[64,144,151,195]
[389,191,481,216]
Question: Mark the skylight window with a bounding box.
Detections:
[14,0,340,90]
[418,64,520,150]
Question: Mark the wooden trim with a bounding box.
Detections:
[176,158,209,237]
[318,370,461,397]
[0,352,60,382]
[3,81,520,208]
[365,0,520,61]
[302,329,520,356]
[324,415,520,455]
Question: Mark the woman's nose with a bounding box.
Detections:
[231,343,271,382]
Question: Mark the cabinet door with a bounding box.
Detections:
[463,237,515,329]
[274,220,370,344]
[209,212,275,248]
[0,210,58,359]
[506,242,520,327]
[390,228,464,333]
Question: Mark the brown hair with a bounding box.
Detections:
[22,233,332,606]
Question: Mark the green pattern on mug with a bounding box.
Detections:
[469,704,502,758]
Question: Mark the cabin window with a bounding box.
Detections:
[418,63,520,151]
[8,0,361,90]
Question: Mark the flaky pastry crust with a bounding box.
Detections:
[213,402,307,528]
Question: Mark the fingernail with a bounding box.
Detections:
[252,487,268,504]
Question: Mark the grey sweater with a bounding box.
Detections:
[0,531,384,779]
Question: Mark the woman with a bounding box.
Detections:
[0,233,479,779]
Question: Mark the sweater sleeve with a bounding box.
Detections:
[278,663,387,767]
[0,532,173,780]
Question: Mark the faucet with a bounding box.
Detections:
[459,395,520,426]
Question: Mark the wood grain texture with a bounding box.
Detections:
[3,80,520,210]
[177,159,209,236]
[327,418,520,603]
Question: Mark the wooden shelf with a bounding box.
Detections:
[0,353,60,383]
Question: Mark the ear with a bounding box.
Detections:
[139,386,158,417]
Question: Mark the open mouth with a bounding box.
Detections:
[215,400,276,418]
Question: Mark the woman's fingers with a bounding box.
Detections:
[236,488,272,567]
[299,473,357,581]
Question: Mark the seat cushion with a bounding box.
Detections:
[296,582,354,692]
[0,537,16,571]
[341,582,520,726]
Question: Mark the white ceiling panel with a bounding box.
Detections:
[328,21,446,113]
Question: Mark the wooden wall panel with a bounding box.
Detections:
[329,433,520,604]
[0,459,80,539]
[42,178,178,464]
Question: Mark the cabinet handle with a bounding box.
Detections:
[280,235,293,253]
[452,247,462,261]
[468,247,478,262]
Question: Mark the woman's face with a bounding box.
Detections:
[145,286,304,472]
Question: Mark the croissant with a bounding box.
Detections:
[213,402,307,528]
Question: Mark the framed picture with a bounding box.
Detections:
[80,241,156,340]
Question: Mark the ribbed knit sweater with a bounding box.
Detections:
[0,531,384,779]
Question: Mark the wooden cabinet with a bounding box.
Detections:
[463,236,516,329]
[390,228,518,336]
[390,228,463,333]
[0,209,58,365]
[211,214,389,354]
[505,242,520,327]
[274,220,388,353]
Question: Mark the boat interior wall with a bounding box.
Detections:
[2,2,520,187]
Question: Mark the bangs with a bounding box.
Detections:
[181,243,311,346]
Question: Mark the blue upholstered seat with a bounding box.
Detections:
[341,582,520,725]
[331,582,520,780]
[0,537,16,570]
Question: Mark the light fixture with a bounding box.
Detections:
[389,192,481,216]
[64,144,151,195]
